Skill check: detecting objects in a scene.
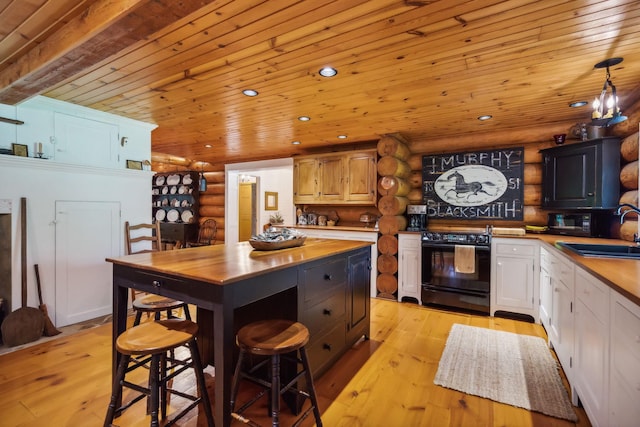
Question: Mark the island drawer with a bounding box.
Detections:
[300,257,347,304]
[306,319,346,375]
[301,290,346,336]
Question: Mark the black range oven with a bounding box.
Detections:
[421,231,491,315]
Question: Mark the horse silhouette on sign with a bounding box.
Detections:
[443,171,496,200]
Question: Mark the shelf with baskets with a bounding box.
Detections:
[152,171,200,225]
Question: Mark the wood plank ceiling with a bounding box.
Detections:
[1,0,640,168]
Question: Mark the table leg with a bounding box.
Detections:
[111,276,129,408]
[213,302,235,426]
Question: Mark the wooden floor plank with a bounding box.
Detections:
[0,299,591,426]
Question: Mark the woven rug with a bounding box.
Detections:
[434,324,577,422]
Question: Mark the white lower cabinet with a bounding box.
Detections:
[490,238,538,322]
[539,247,552,328]
[397,233,422,304]
[542,246,574,385]
[574,267,609,427]
[540,244,640,427]
[609,291,640,427]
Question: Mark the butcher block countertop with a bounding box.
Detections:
[107,238,372,285]
[505,233,640,306]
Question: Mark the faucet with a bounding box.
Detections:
[616,204,640,244]
[616,203,640,223]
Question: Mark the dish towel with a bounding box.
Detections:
[454,245,476,274]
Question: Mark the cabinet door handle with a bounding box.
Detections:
[587,192,594,197]
[322,343,332,351]
[152,280,162,288]
[323,308,332,316]
[324,274,332,281]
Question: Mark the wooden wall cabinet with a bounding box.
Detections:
[541,137,621,209]
[293,149,376,205]
[293,157,318,204]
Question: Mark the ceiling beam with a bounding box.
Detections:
[0,0,214,105]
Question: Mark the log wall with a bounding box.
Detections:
[375,133,411,300]
[615,132,639,241]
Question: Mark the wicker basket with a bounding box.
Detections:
[249,237,306,251]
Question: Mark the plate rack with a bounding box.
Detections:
[152,171,200,225]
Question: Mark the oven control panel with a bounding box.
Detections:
[422,232,491,246]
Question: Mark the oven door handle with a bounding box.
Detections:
[422,243,490,251]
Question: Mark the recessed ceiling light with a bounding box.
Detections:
[337,135,347,139]
[319,67,338,77]
[298,116,310,121]
[204,144,212,148]
[242,89,258,97]
[292,141,301,145]
[477,115,493,121]
[569,101,588,108]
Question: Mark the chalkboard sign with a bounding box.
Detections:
[422,147,524,220]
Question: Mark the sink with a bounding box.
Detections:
[557,242,640,259]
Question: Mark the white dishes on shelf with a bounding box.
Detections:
[155,175,165,186]
[162,186,169,195]
[167,209,179,222]
[178,185,187,194]
[183,175,192,185]
[166,174,180,186]
[155,210,166,221]
[181,210,193,223]
[169,186,177,194]
[181,199,189,207]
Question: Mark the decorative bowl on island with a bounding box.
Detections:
[249,228,307,251]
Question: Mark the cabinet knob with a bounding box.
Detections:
[322,343,332,351]
[324,274,332,281]
[323,308,332,316]
[587,192,594,197]
[152,280,162,288]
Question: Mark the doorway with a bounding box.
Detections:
[238,181,256,241]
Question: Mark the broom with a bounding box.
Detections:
[34,264,61,336]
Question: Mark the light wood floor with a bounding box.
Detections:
[0,299,591,426]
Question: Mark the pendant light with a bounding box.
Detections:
[199,162,207,192]
[591,57,627,127]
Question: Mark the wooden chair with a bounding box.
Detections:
[230,319,323,427]
[124,221,190,324]
[187,219,217,247]
[104,319,214,426]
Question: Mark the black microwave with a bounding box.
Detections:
[547,212,610,237]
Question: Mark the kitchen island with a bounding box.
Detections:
[107,238,372,426]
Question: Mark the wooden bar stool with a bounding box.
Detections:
[104,319,214,427]
[132,293,191,326]
[125,221,191,324]
[230,319,322,427]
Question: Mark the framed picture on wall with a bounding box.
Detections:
[265,191,278,210]
[11,143,28,157]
